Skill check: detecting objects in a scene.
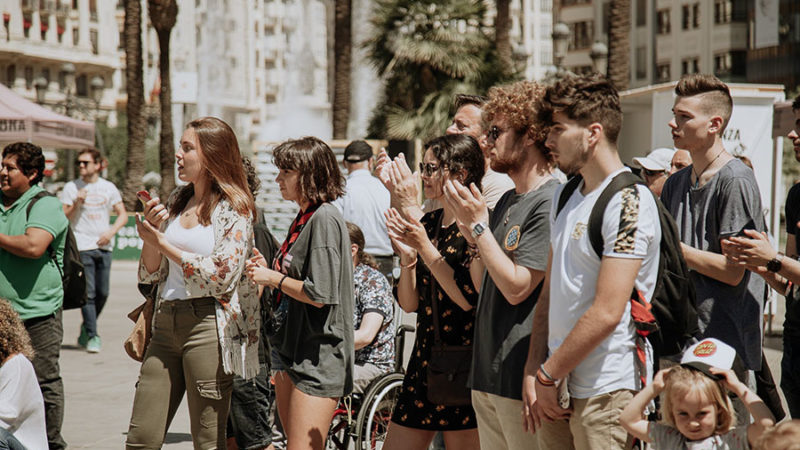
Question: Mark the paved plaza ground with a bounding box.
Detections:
[58,261,790,449]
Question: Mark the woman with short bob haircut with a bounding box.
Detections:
[246,136,354,450]
[127,117,260,449]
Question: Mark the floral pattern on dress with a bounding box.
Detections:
[138,198,261,378]
[353,264,395,372]
[391,209,478,430]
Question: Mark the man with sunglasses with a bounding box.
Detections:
[60,148,127,353]
[632,147,675,196]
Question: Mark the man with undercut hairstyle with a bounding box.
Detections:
[523,74,661,450]
[660,74,766,389]
[444,81,557,450]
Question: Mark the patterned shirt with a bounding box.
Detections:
[353,264,395,371]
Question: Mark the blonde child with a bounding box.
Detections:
[620,339,774,449]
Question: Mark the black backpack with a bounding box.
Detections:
[26,191,88,310]
[556,172,699,358]
[253,208,281,336]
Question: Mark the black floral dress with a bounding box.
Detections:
[391,210,478,430]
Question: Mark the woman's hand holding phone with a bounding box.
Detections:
[137,190,169,228]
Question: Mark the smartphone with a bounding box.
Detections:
[719,230,746,240]
[136,190,152,206]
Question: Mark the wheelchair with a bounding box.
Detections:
[326,323,415,450]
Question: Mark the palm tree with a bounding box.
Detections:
[607,0,630,90]
[122,0,147,210]
[366,0,507,140]
[495,0,512,77]
[148,0,178,199]
[332,0,351,140]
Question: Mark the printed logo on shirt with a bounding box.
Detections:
[504,225,521,251]
[613,187,640,254]
[571,222,587,240]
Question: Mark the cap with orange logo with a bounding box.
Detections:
[680,338,736,379]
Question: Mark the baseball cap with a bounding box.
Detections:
[343,140,374,163]
[680,338,736,379]
[632,148,675,172]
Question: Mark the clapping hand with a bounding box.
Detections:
[443,179,488,245]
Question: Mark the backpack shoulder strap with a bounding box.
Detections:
[555,175,583,218]
[25,190,51,218]
[587,171,645,258]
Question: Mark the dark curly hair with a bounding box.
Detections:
[273,137,345,204]
[241,155,261,197]
[424,134,485,190]
[0,298,35,362]
[540,73,623,144]
[2,142,45,186]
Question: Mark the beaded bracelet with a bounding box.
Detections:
[277,274,288,292]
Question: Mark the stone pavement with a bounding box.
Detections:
[58,261,790,449]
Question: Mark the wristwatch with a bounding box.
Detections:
[471,222,488,239]
[767,253,784,273]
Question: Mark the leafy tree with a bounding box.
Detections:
[366,0,511,141]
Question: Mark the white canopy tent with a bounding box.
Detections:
[0,83,94,149]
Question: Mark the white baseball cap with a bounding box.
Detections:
[680,338,736,379]
[633,148,675,172]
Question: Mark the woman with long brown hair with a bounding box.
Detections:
[126,117,260,449]
[246,136,353,450]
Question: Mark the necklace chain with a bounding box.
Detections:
[505,175,553,225]
[693,150,724,188]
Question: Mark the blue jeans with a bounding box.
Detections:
[0,427,26,450]
[80,249,112,337]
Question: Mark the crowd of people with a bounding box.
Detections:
[2,72,800,450]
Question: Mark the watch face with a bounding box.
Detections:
[767,258,782,273]
[472,223,485,238]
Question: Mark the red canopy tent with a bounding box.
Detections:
[0,83,94,149]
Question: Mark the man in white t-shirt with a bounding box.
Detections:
[60,148,127,353]
[522,74,661,450]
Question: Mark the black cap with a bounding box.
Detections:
[343,140,373,163]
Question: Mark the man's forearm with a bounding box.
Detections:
[476,232,543,305]
[110,212,128,235]
[683,243,745,286]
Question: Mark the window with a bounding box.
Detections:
[714,0,731,24]
[692,3,700,28]
[602,2,610,34]
[714,51,746,77]
[5,65,15,87]
[89,0,97,21]
[636,46,647,79]
[682,57,699,75]
[682,5,690,30]
[41,68,50,85]
[72,28,78,45]
[636,0,647,27]
[656,63,671,82]
[58,70,66,90]
[657,9,671,34]
[24,66,33,89]
[90,30,97,54]
[40,14,49,40]
[76,74,87,97]
[118,31,124,50]
[569,21,593,50]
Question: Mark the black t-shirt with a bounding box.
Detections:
[784,183,800,335]
[469,179,557,399]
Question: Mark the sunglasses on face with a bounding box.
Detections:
[76,160,93,167]
[642,168,665,177]
[419,162,441,177]
[487,125,503,142]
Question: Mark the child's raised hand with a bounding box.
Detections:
[652,367,672,394]
[709,367,747,397]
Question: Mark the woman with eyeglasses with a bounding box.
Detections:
[381,134,484,450]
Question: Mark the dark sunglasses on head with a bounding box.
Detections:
[642,168,665,177]
[419,162,441,177]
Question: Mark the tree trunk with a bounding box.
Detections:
[122,0,147,210]
[156,28,176,200]
[332,0,351,140]
[608,0,630,91]
[495,0,512,77]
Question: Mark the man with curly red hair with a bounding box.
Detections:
[444,80,557,450]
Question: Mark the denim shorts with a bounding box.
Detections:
[270,347,286,373]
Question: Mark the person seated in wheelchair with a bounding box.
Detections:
[348,222,396,394]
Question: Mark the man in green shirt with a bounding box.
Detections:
[0,142,69,450]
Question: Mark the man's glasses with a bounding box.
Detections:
[642,168,665,177]
[418,162,441,177]
[76,160,92,167]
[487,125,504,142]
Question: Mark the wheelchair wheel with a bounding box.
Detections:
[326,397,356,450]
[354,372,405,450]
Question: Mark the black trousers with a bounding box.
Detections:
[24,309,66,450]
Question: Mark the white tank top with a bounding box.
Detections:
[161,217,215,300]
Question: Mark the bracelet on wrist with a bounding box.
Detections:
[539,364,556,383]
[536,369,556,387]
[401,259,417,270]
[277,274,288,292]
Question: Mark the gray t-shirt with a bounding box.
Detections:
[469,179,557,399]
[660,159,765,370]
[274,203,355,397]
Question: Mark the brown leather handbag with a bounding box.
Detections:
[124,283,157,362]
